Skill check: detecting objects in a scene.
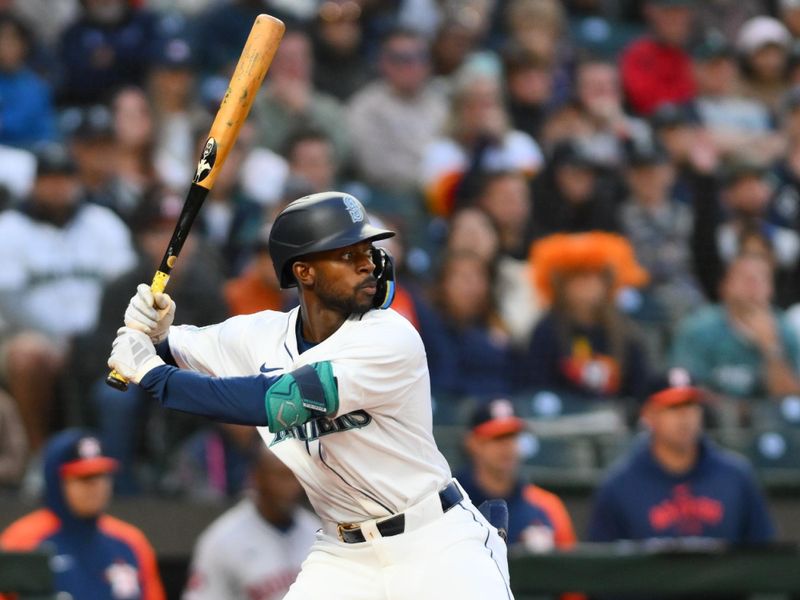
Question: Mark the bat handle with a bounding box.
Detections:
[105,369,129,392]
[104,271,170,392]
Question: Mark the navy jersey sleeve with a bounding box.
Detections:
[139,365,275,426]
[739,468,776,543]
[587,483,628,542]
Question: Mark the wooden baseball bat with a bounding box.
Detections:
[106,14,285,391]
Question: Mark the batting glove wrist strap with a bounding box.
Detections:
[264,361,339,433]
[108,327,166,384]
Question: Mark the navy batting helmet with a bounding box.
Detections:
[269,192,395,289]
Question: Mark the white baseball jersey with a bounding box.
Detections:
[0,204,136,338]
[167,307,452,525]
[183,500,319,600]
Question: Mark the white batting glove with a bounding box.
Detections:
[108,327,165,384]
[124,283,176,343]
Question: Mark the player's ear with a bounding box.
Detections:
[293,260,315,287]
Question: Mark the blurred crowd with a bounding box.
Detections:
[0,0,798,524]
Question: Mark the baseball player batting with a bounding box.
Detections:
[108,192,514,599]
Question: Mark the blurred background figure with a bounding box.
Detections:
[520,233,650,402]
[417,249,513,400]
[458,398,577,553]
[82,189,227,494]
[253,27,349,165]
[56,0,161,106]
[183,446,319,600]
[737,16,792,113]
[620,0,696,116]
[589,370,775,543]
[671,253,800,404]
[311,0,369,101]
[532,138,619,236]
[422,66,542,217]
[0,429,165,600]
[347,27,446,212]
[619,137,704,335]
[0,14,55,148]
[0,143,135,452]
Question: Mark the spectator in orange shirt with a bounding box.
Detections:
[1,429,165,600]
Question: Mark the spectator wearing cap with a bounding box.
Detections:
[0,143,135,451]
[518,233,650,402]
[0,429,165,600]
[80,189,228,494]
[0,14,56,148]
[56,0,162,106]
[672,253,800,402]
[457,399,578,555]
[588,369,775,544]
[649,101,722,207]
[692,158,800,307]
[619,137,705,330]
[253,28,349,167]
[347,28,446,203]
[692,31,783,164]
[737,16,792,114]
[532,138,619,237]
[62,104,128,213]
[620,0,697,116]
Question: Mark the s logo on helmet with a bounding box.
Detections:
[342,197,364,223]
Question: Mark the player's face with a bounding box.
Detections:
[469,433,521,479]
[307,241,377,315]
[62,473,113,518]
[646,402,703,453]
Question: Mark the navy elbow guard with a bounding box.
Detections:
[264,361,339,433]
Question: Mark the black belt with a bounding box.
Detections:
[337,481,463,544]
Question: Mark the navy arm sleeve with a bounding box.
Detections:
[155,339,177,367]
[138,364,276,426]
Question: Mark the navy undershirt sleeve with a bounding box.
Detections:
[155,339,177,367]
[139,364,276,426]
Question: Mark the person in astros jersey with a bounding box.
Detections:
[108,192,514,600]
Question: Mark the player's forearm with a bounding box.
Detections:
[138,365,272,426]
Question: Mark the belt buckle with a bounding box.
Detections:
[337,522,359,542]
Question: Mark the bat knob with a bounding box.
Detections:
[105,370,129,392]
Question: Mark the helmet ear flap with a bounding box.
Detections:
[371,248,395,310]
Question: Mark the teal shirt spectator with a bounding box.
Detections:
[671,305,800,398]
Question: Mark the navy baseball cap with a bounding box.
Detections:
[692,31,734,61]
[34,143,77,177]
[650,103,699,130]
[625,137,669,167]
[59,434,118,478]
[643,368,705,410]
[470,399,526,438]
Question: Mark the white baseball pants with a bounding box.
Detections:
[284,481,514,600]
